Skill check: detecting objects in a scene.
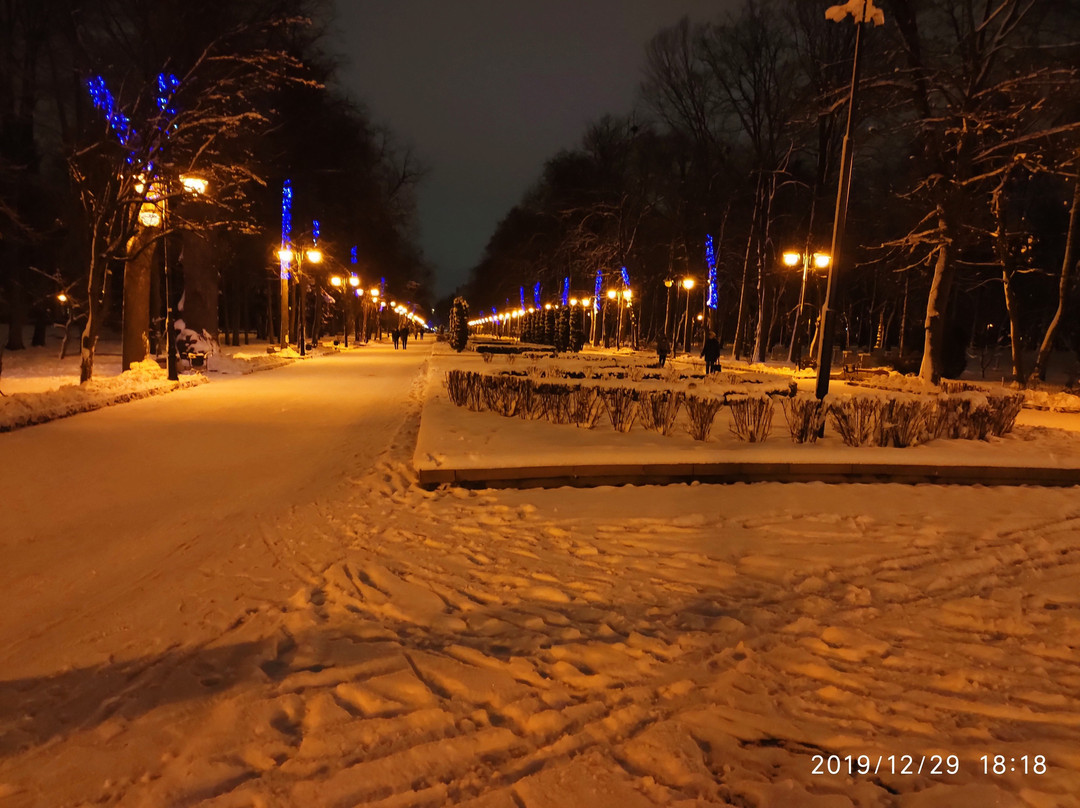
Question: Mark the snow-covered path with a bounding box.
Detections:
[1,343,430,677]
[2,343,1079,807]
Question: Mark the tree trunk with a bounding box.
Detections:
[1032,162,1080,382]
[122,228,156,370]
[919,212,955,383]
[80,234,109,383]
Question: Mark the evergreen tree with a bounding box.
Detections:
[449,297,469,352]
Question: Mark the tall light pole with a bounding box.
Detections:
[682,277,696,355]
[276,245,322,355]
[663,278,674,347]
[330,274,361,347]
[816,0,884,399]
[785,250,831,365]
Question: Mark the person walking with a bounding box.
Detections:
[392,328,400,349]
[400,324,410,350]
[656,332,670,368]
[701,331,721,374]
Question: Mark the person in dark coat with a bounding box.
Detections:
[392,328,400,349]
[400,324,410,349]
[655,332,670,367]
[701,331,721,374]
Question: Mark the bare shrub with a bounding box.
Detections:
[782,395,826,443]
[445,370,484,411]
[638,390,683,435]
[685,395,725,441]
[540,384,575,425]
[728,395,774,442]
[829,396,881,447]
[483,375,519,417]
[600,387,638,433]
[877,397,935,447]
[932,394,993,440]
[481,351,494,363]
[444,370,470,407]
[987,392,1024,436]
[516,378,545,420]
[506,353,517,364]
[570,386,605,429]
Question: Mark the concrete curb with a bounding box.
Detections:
[416,461,1080,489]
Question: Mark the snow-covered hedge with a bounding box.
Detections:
[0,360,205,432]
[445,370,1026,448]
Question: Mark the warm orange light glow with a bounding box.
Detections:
[814,252,832,268]
[783,251,801,267]
[180,175,208,195]
[682,278,695,290]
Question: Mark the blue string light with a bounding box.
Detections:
[280,180,293,246]
[280,179,293,280]
[312,219,320,245]
[561,277,569,307]
[594,270,602,310]
[87,76,135,147]
[519,286,526,308]
[620,266,631,288]
[380,277,386,297]
[156,72,179,117]
[350,246,358,264]
[533,282,541,308]
[706,234,717,309]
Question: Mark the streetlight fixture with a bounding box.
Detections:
[784,250,831,366]
[681,277,696,354]
[276,245,322,356]
[134,173,208,380]
[816,0,884,400]
[330,274,361,347]
[663,278,674,347]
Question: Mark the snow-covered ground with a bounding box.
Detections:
[2,338,1079,807]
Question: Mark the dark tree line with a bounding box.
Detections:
[467,0,1080,385]
[0,0,428,381]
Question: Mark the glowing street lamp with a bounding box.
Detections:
[784,250,831,366]
[681,277,696,354]
[277,245,322,356]
[330,274,361,347]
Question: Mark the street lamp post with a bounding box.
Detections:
[330,274,361,347]
[663,278,674,347]
[136,173,208,380]
[276,245,323,356]
[604,289,616,347]
[816,0,883,400]
[784,251,831,366]
[681,277,696,355]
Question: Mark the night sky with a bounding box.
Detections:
[330,0,738,297]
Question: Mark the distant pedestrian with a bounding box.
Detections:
[701,331,721,374]
[392,328,400,349]
[656,332,670,367]
[400,325,409,349]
